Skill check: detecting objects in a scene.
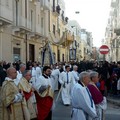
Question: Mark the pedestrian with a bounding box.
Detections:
[117,76,120,95]
[51,64,60,91]
[0,61,7,87]
[33,66,54,120]
[0,67,28,120]
[99,75,105,96]
[71,71,97,120]
[88,71,107,120]
[72,65,79,83]
[15,63,26,86]
[59,65,75,106]
[19,70,37,119]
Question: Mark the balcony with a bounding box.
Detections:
[62,16,68,25]
[114,22,120,35]
[0,4,13,25]
[49,30,74,47]
[114,28,120,35]
[30,25,43,39]
[41,0,50,10]
[13,17,31,34]
[61,31,74,47]
[29,0,40,3]
[53,5,61,16]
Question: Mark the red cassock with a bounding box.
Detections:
[35,91,53,120]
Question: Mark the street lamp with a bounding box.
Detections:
[75,11,80,14]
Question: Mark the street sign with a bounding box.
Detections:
[99,45,109,54]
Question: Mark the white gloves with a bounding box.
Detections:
[13,93,23,103]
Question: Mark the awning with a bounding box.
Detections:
[49,31,74,47]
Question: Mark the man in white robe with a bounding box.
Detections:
[36,66,42,78]
[15,63,26,86]
[33,66,54,120]
[71,71,97,120]
[72,65,79,83]
[59,65,75,106]
[51,65,60,91]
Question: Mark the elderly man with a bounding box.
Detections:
[72,65,79,83]
[0,67,27,120]
[71,71,97,120]
[19,70,37,119]
[15,63,26,86]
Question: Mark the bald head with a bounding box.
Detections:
[7,67,17,79]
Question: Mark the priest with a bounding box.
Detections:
[19,70,37,119]
[0,67,27,120]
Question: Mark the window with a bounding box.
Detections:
[38,15,39,24]
[13,48,21,62]
[16,0,18,26]
[53,24,55,34]
[62,54,64,62]
[6,0,9,6]
[41,17,44,28]
[53,0,55,12]
[57,49,60,62]
[31,10,33,29]
[58,28,60,35]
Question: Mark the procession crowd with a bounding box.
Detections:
[0,60,120,120]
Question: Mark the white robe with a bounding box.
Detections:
[30,67,37,86]
[14,71,22,86]
[59,71,75,105]
[72,71,79,83]
[117,79,120,90]
[51,69,60,91]
[71,83,97,120]
[36,66,42,79]
[33,75,52,91]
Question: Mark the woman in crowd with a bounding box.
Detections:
[88,71,107,120]
[99,75,105,96]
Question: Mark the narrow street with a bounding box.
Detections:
[52,94,120,120]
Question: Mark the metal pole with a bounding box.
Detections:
[25,0,27,64]
[0,27,3,60]
[103,54,105,63]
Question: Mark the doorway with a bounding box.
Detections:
[29,44,35,62]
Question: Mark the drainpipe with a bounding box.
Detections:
[25,0,28,63]
[0,27,3,60]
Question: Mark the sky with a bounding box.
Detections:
[65,0,111,47]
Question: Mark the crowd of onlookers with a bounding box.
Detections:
[0,60,120,96]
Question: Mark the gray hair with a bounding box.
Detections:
[22,70,31,77]
[19,63,26,69]
[79,71,89,82]
[73,65,78,70]
[89,71,98,80]
[7,67,16,76]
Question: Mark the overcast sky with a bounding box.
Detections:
[65,0,111,47]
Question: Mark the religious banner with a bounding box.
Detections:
[69,49,76,60]
[42,42,55,66]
